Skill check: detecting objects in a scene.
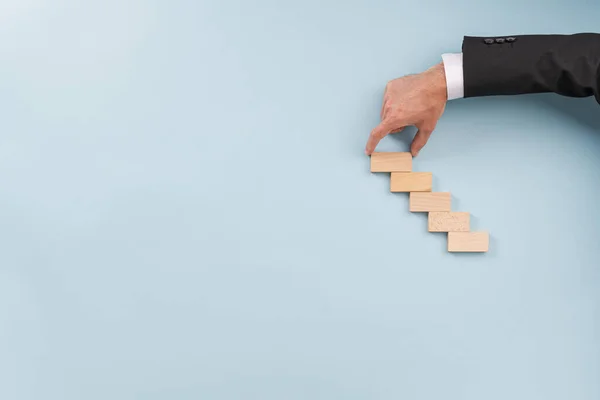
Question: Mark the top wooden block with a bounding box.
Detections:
[370,152,412,172]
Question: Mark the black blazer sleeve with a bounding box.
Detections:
[462,33,600,103]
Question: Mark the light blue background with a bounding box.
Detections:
[1,1,599,399]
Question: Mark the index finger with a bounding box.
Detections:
[365,121,392,155]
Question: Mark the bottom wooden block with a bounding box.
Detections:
[447,232,489,252]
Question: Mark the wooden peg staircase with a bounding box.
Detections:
[370,152,489,252]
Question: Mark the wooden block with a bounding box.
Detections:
[390,172,432,192]
[370,152,412,172]
[428,212,470,231]
[448,232,489,252]
[410,192,451,212]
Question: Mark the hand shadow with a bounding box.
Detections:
[387,126,418,150]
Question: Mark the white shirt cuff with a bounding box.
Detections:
[441,52,464,100]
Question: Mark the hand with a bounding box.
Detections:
[365,62,448,157]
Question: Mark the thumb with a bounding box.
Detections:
[410,128,433,157]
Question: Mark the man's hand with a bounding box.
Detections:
[365,63,448,157]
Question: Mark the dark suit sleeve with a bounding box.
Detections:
[462,33,600,103]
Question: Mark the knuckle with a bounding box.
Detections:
[389,109,404,122]
[423,125,436,134]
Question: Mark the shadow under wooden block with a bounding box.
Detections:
[447,231,489,252]
[370,152,412,172]
[428,212,470,232]
[409,192,451,212]
[390,172,432,192]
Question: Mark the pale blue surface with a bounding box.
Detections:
[1,1,599,399]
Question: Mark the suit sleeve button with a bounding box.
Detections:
[506,37,517,42]
[495,38,505,44]
[483,38,495,44]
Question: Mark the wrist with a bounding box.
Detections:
[425,62,448,102]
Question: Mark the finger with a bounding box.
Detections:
[365,121,392,155]
[380,93,390,120]
[410,128,433,157]
[380,98,387,120]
